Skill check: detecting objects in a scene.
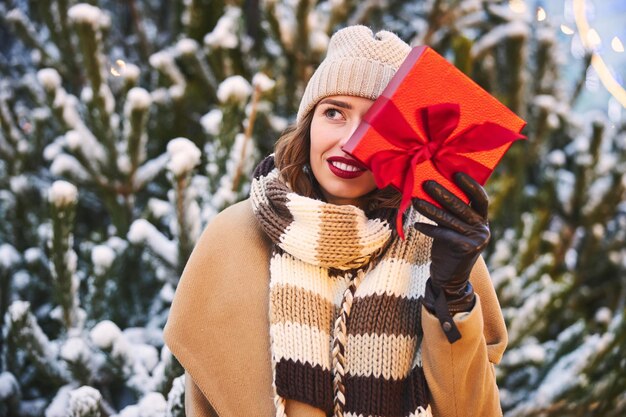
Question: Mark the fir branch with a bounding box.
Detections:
[5,9,59,69]
[184,0,222,42]
[326,0,355,34]
[128,0,151,62]
[174,175,194,270]
[505,35,527,117]
[0,372,20,417]
[231,85,261,193]
[175,39,218,100]
[123,88,152,178]
[154,348,184,397]
[165,373,186,417]
[348,0,388,27]
[167,142,202,268]
[4,301,69,385]
[55,0,84,91]
[48,181,80,330]
[0,93,22,173]
[69,7,119,170]
[570,53,593,105]
[292,0,314,100]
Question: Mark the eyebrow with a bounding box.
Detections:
[318,98,353,109]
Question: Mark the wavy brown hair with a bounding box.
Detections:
[274,109,402,218]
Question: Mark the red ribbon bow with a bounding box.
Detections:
[365,100,525,239]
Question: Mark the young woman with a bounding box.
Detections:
[164,25,507,417]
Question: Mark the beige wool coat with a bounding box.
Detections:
[163,199,508,417]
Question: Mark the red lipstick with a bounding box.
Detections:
[326,156,367,179]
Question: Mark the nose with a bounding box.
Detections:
[339,118,363,147]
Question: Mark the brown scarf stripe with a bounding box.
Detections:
[270,289,423,339]
[344,367,429,416]
[347,294,422,337]
[274,359,429,417]
[270,285,335,330]
[276,359,334,414]
[250,170,294,244]
[255,201,294,243]
[319,203,391,265]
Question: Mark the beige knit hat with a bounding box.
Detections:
[296,25,411,123]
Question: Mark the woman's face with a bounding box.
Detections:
[309,95,377,206]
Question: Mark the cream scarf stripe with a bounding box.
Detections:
[268,260,431,309]
[279,195,327,266]
[270,321,332,370]
[355,259,430,299]
[345,333,417,379]
[269,254,349,304]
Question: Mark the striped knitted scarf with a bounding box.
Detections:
[250,160,434,417]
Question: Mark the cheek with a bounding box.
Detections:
[364,171,377,187]
[309,121,334,161]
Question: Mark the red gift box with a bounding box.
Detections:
[342,46,526,238]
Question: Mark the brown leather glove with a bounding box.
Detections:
[412,172,490,342]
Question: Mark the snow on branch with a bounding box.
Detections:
[68,386,102,417]
[133,154,169,190]
[5,301,69,383]
[68,3,110,29]
[0,244,20,270]
[48,180,78,207]
[471,21,529,59]
[166,138,201,178]
[127,219,177,267]
[200,109,223,136]
[217,75,253,104]
[203,6,241,49]
[89,320,122,350]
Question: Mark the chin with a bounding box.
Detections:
[321,183,376,206]
[312,165,377,206]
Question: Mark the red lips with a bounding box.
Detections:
[326,156,368,179]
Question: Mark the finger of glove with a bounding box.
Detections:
[422,180,484,226]
[414,221,472,246]
[454,172,489,219]
[412,198,470,234]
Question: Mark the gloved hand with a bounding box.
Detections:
[412,172,490,342]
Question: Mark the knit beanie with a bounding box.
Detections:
[296,25,411,123]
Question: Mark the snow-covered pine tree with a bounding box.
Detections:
[1,1,282,415]
[1,1,624,416]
